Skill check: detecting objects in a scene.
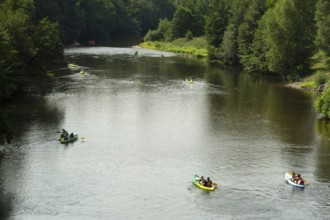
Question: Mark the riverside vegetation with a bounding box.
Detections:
[140,0,330,119]
[1,0,330,144]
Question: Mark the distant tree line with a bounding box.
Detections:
[0,0,177,101]
[33,0,177,45]
[1,0,330,102]
[145,0,330,79]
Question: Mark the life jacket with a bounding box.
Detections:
[298,180,304,185]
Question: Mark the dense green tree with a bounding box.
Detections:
[216,0,250,64]
[176,0,210,36]
[240,18,269,73]
[315,0,330,55]
[205,0,229,48]
[34,0,162,44]
[128,0,159,35]
[79,0,117,43]
[144,18,173,42]
[127,0,175,36]
[30,18,64,74]
[237,0,265,60]
[33,0,83,45]
[316,87,330,119]
[172,6,196,38]
[110,0,141,38]
[263,0,317,76]
[0,0,63,100]
[205,0,232,62]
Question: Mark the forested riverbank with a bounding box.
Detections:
[1,0,330,121]
[140,0,330,117]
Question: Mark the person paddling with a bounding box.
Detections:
[199,176,206,186]
[61,129,69,140]
[206,177,213,187]
[294,174,304,185]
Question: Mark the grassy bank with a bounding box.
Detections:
[140,37,208,58]
[288,50,330,90]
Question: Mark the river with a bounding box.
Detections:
[1,47,330,219]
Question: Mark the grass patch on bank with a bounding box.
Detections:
[311,50,330,71]
[292,50,330,90]
[140,37,208,58]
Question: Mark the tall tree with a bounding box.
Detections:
[0,0,63,100]
[263,0,317,76]
[240,18,269,73]
[205,0,229,48]
[217,0,250,64]
[80,0,117,43]
[172,6,195,38]
[30,18,64,74]
[237,0,265,60]
[315,0,330,55]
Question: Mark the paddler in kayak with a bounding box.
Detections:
[206,177,213,187]
[199,176,206,186]
[293,174,304,185]
[60,129,69,140]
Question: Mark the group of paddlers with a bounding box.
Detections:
[199,176,213,187]
[60,129,74,140]
[291,173,304,185]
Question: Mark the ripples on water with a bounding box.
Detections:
[1,47,330,219]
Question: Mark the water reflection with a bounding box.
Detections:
[315,118,330,141]
[315,119,330,183]
[204,65,317,146]
[0,151,13,220]
[0,110,13,144]
[1,47,330,219]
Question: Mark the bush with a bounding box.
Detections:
[143,30,162,42]
[143,18,173,42]
[315,71,327,86]
[185,31,193,40]
[301,81,317,89]
[315,87,330,118]
[157,18,173,42]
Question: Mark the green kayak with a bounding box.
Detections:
[193,175,217,191]
[59,134,78,144]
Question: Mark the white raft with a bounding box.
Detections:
[285,172,305,188]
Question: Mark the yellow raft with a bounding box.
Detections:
[193,175,217,191]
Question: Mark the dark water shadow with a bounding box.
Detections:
[0,153,14,220]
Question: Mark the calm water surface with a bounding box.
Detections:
[1,47,330,219]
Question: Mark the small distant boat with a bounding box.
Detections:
[68,63,80,71]
[193,175,217,191]
[186,79,193,84]
[285,172,305,188]
[59,134,78,144]
[80,69,85,76]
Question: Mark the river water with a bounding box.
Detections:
[1,47,330,219]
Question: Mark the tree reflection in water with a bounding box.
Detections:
[0,153,14,220]
[0,110,13,145]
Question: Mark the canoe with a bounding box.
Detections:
[186,79,193,84]
[193,175,217,191]
[285,172,305,188]
[68,63,80,71]
[59,134,78,144]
